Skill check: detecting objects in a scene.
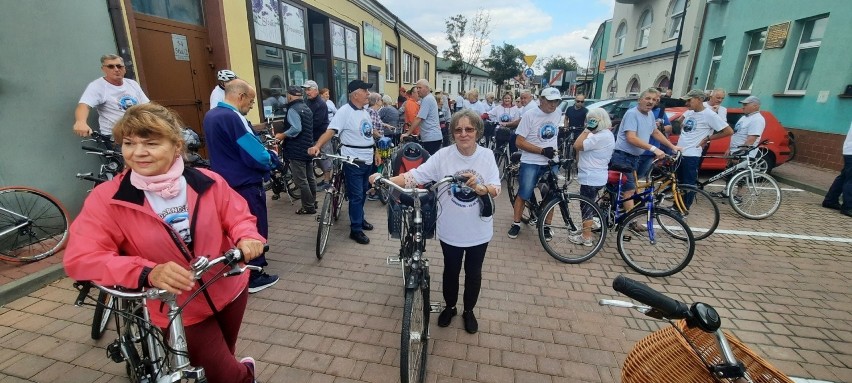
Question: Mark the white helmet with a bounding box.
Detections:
[217,69,237,82]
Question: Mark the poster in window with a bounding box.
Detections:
[363,22,383,59]
[281,3,306,50]
[252,0,281,45]
[331,23,345,59]
[345,28,358,61]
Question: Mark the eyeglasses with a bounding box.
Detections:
[103,64,125,69]
[453,127,476,135]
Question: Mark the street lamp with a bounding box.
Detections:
[582,36,592,96]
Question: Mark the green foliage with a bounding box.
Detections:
[540,55,579,91]
[482,43,525,94]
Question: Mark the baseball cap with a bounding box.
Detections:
[540,87,561,101]
[347,79,372,94]
[680,89,707,100]
[286,85,303,96]
[302,80,318,89]
[739,95,761,105]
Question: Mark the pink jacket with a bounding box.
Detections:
[64,168,264,327]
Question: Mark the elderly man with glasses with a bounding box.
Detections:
[73,54,149,138]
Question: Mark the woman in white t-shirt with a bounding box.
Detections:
[570,108,615,246]
[369,109,500,334]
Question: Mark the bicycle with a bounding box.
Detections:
[72,247,263,383]
[76,132,124,188]
[260,123,299,202]
[492,126,513,181]
[557,125,585,182]
[595,154,696,277]
[375,136,396,205]
[314,152,364,259]
[600,275,793,383]
[374,174,476,383]
[0,187,69,263]
[696,142,782,220]
[504,158,607,264]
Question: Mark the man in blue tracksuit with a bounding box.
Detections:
[203,79,279,293]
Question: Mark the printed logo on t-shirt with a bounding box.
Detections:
[734,119,744,133]
[540,124,557,140]
[449,169,482,208]
[683,118,696,133]
[500,113,511,122]
[163,211,191,244]
[360,119,372,138]
[118,95,140,111]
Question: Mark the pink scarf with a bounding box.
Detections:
[129,157,185,199]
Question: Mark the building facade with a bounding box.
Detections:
[588,19,612,99]
[436,58,498,100]
[692,0,852,169]
[602,0,705,98]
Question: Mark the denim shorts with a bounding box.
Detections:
[610,150,639,191]
[579,184,603,219]
[517,162,559,201]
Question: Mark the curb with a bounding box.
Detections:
[0,264,66,306]
[773,174,828,196]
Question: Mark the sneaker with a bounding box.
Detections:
[462,310,478,334]
[240,357,256,381]
[507,223,521,239]
[591,217,602,231]
[349,231,370,245]
[732,195,743,204]
[437,306,456,327]
[543,227,553,242]
[568,233,593,247]
[248,272,279,294]
[822,201,841,210]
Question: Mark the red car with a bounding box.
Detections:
[665,107,795,172]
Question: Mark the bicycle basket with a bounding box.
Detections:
[621,320,793,383]
[387,189,437,239]
[495,127,512,145]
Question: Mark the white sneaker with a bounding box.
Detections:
[591,217,602,230]
[568,234,593,247]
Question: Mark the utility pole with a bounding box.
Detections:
[669,0,688,92]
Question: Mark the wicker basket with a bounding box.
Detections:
[386,189,437,239]
[621,320,793,383]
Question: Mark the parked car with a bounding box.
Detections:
[587,97,686,129]
[665,107,794,172]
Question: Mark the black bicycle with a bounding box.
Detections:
[76,132,124,188]
[314,152,363,259]
[505,157,607,263]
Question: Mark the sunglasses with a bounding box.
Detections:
[103,64,125,69]
[453,127,476,134]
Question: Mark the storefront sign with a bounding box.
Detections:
[363,22,383,59]
[765,21,790,49]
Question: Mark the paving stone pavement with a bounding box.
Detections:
[1,168,851,383]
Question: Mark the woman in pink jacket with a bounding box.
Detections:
[64,103,265,383]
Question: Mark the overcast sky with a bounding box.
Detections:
[377,0,615,72]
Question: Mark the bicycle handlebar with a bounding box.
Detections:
[374,174,468,196]
[315,153,366,166]
[612,275,691,320]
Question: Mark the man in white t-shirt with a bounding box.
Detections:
[74,54,149,138]
[704,88,728,121]
[508,87,562,239]
[728,96,765,157]
[677,89,732,205]
[309,80,376,245]
[210,69,237,110]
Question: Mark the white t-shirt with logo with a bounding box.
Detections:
[729,112,766,156]
[703,101,727,121]
[329,102,374,164]
[521,100,539,116]
[488,105,521,124]
[408,145,500,247]
[578,130,615,186]
[678,108,728,157]
[79,77,149,135]
[515,106,561,165]
[144,178,191,245]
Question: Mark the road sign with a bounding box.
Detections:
[523,67,534,78]
[549,69,565,86]
[523,55,537,67]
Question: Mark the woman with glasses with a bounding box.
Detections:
[569,108,615,247]
[369,109,499,334]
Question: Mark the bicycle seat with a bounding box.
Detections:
[608,163,634,174]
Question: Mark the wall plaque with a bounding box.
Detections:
[765,21,791,49]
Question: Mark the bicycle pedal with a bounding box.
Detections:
[387,256,401,265]
[106,340,124,363]
[429,302,442,313]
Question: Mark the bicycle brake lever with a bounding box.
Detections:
[223,264,262,277]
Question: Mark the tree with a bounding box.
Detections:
[540,55,579,92]
[482,43,525,98]
[443,10,491,94]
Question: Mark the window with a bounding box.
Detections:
[627,77,641,95]
[425,61,430,81]
[739,29,766,93]
[705,38,725,90]
[615,23,627,55]
[636,10,652,49]
[666,0,685,40]
[656,75,670,90]
[413,56,420,81]
[329,21,359,104]
[402,51,412,83]
[385,45,397,82]
[132,0,203,26]
[786,16,828,94]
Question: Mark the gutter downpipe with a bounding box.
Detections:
[687,1,710,92]
[393,17,402,96]
[107,0,135,79]
[669,0,688,93]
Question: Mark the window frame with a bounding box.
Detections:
[665,0,685,41]
[705,38,725,91]
[385,44,397,82]
[785,16,828,94]
[615,22,627,55]
[738,29,766,94]
[402,51,412,83]
[413,55,420,81]
[424,61,430,81]
[636,10,652,49]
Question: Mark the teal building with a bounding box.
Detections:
[589,20,612,99]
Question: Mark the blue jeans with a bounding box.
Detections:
[636,155,655,179]
[343,161,372,232]
[676,156,702,208]
[517,162,559,201]
[824,154,852,211]
[610,150,639,191]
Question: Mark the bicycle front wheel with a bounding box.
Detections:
[122,306,160,382]
[316,193,333,259]
[539,194,606,264]
[333,183,345,221]
[91,291,115,340]
[617,208,694,277]
[0,187,69,262]
[400,286,429,383]
[496,153,508,181]
[671,185,719,241]
[506,168,519,210]
[727,171,781,220]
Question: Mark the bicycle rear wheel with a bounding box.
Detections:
[400,285,429,383]
[728,171,781,220]
[616,208,694,277]
[332,182,345,222]
[539,194,606,264]
[91,291,115,340]
[670,185,719,241]
[316,193,333,259]
[0,187,69,262]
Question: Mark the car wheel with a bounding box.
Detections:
[754,148,776,174]
[786,132,797,162]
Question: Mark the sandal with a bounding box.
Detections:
[295,207,316,215]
